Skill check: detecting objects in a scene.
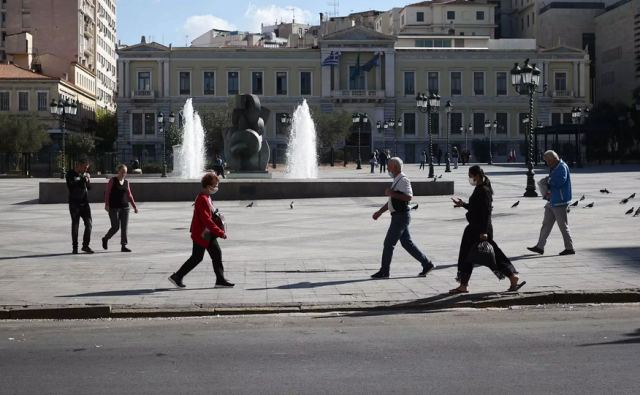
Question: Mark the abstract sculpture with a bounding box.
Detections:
[223,94,270,172]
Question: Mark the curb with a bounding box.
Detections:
[1,290,639,320]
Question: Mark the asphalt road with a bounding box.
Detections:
[1,305,639,395]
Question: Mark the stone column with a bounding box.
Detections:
[321,49,331,97]
[375,52,382,93]
[157,60,163,97]
[580,60,587,99]
[573,62,579,97]
[384,49,395,97]
[164,61,170,97]
[124,60,130,98]
[117,59,124,98]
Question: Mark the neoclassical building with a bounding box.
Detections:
[116,26,590,164]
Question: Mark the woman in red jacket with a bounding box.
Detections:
[169,172,234,288]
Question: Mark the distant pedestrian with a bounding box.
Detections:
[527,150,575,256]
[379,149,388,173]
[169,172,234,288]
[419,150,427,170]
[437,148,442,166]
[370,150,378,173]
[214,155,226,178]
[66,157,93,254]
[371,157,435,279]
[102,164,138,253]
[452,146,459,169]
[450,165,525,294]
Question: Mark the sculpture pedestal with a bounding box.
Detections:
[227,171,272,179]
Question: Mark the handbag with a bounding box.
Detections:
[202,208,226,241]
[465,240,496,268]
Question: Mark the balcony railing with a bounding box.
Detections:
[331,90,385,99]
[132,90,155,100]
[552,90,572,97]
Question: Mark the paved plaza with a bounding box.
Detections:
[0,163,639,313]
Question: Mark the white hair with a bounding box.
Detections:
[543,150,559,160]
[388,157,403,170]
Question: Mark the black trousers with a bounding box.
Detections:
[69,203,92,248]
[456,224,517,285]
[175,240,224,281]
[104,207,130,246]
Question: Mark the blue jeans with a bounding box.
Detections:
[380,211,431,274]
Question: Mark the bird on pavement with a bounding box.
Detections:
[290,201,294,209]
[599,189,611,194]
[570,200,579,207]
[583,202,594,208]
[437,174,443,179]
[579,195,586,201]
[629,193,636,199]
[410,203,419,211]
[511,200,520,208]
[634,207,640,217]
[620,197,630,204]
[625,207,634,215]
[246,202,254,208]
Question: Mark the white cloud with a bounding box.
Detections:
[183,15,237,41]
[244,4,314,32]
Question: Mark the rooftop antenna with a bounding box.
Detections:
[287,7,295,23]
[328,0,339,17]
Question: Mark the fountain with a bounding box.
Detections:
[285,99,318,179]
[173,98,206,179]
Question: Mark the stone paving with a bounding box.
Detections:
[0,163,639,310]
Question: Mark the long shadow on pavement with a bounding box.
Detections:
[578,328,640,347]
[0,252,79,260]
[247,276,422,290]
[57,287,216,297]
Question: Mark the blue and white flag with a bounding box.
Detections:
[361,53,380,72]
[321,51,340,67]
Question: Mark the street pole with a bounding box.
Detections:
[445,101,452,172]
[60,117,66,179]
[427,109,434,178]
[524,86,537,197]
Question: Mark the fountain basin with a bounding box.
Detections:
[38,178,453,203]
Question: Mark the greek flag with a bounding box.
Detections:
[361,53,380,72]
[321,51,340,67]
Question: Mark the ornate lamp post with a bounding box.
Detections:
[511,59,547,197]
[571,107,589,168]
[445,100,452,172]
[385,118,402,156]
[484,119,497,165]
[416,91,440,178]
[157,111,175,177]
[50,98,78,178]
[466,123,472,158]
[352,112,368,170]
[279,113,292,168]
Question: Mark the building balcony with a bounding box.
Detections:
[330,89,385,103]
[552,90,572,98]
[131,90,155,100]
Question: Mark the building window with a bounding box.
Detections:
[476,11,485,21]
[473,72,485,95]
[179,71,190,95]
[451,112,462,134]
[131,112,156,136]
[137,71,150,91]
[404,71,415,95]
[526,14,529,27]
[429,112,439,135]
[132,113,143,135]
[203,71,215,95]
[447,11,455,20]
[417,12,424,22]
[519,113,529,134]
[428,72,439,93]
[473,113,485,134]
[251,71,263,95]
[228,71,239,95]
[450,71,462,96]
[551,113,562,126]
[144,113,155,135]
[554,72,567,93]
[300,71,312,95]
[276,71,288,95]
[496,112,508,134]
[349,66,365,90]
[496,72,507,96]
[18,92,28,111]
[403,113,416,135]
[37,92,48,111]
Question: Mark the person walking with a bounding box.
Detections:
[379,149,388,173]
[450,165,525,294]
[371,157,435,279]
[527,150,575,256]
[102,164,138,252]
[66,157,93,254]
[369,150,378,173]
[169,172,234,288]
[452,146,459,169]
[437,147,442,166]
[419,150,427,170]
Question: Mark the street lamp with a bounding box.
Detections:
[157,111,175,177]
[279,113,292,168]
[416,91,440,178]
[50,98,78,178]
[484,119,497,165]
[352,112,368,170]
[511,58,547,197]
[385,118,402,156]
[444,100,452,172]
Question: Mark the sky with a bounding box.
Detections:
[117,0,408,46]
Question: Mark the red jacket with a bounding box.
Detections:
[190,193,225,247]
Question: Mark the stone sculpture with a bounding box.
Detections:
[223,94,270,172]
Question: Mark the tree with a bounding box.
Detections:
[0,113,51,160]
[66,132,95,158]
[199,105,231,156]
[313,110,353,164]
[94,109,117,153]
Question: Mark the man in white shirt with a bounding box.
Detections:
[371,157,435,278]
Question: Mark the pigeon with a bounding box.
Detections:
[579,195,586,201]
[634,207,640,217]
[629,193,636,199]
[511,200,520,208]
[410,203,419,211]
[620,197,630,204]
[570,200,579,207]
[599,189,610,194]
[625,207,634,215]
[437,174,443,179]
[246,202,254,208]
[583,202,594,208]
[290,201,294,209]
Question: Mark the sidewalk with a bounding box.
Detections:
[1,163,639,318]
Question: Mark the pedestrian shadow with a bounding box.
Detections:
[510,254,559,262]
[12,199,39,205]
[57,287,216,297]
[577,328,640,347]
[0,252,77,261]
[247,276,420,290]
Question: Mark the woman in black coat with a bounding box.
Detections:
[449,165,526,294]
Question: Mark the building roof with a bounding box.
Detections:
[0,63,56,80]
[406,0,489,7]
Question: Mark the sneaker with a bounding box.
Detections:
[418,263,436,277]
[168,274,186,288]
[81,246,94,254]
[215,279,235,288]
[559,249,575,256]
[527,246,544,255]
[370,271,389,279]
[102,237,108,250]
[121,246,131,253]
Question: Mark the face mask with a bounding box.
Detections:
[468,177,477,186]
[210,187,219,195]
[388,171,395,178]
